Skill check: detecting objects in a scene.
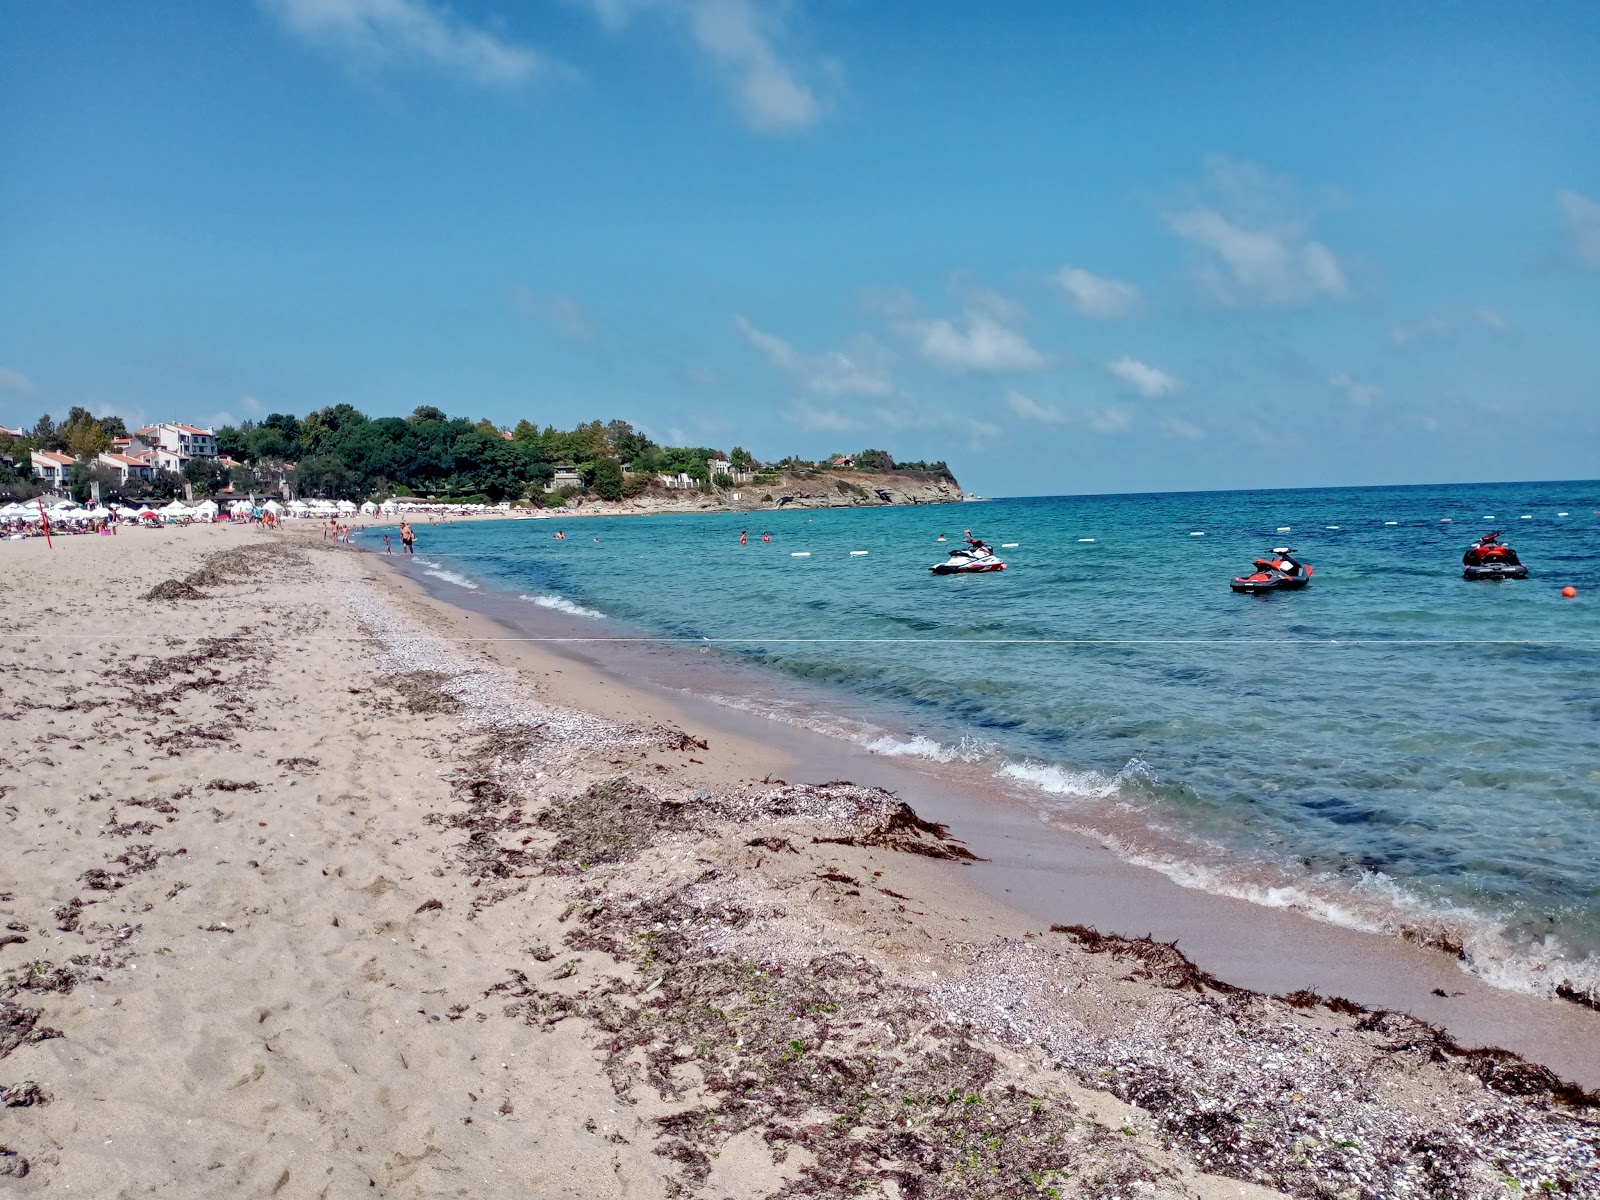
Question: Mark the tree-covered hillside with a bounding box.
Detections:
[1,403,953,503]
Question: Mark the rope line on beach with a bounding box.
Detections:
[26,634,1600,646]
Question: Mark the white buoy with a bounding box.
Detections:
[1385,521,1398,525]
[1325,525,1340,529]
[1075,538,1094,543]
[791,552,810,557]
[1441,518,1452,522]
[850,550,869,556]
[1276,526,1291,533]
[1002,542,1020,547]
[1190,531,1204,537]
[1520,515,1532,519]
[1558,512,1569,517]
[1484,515,1495,519]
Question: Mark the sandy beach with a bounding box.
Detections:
[2,525,1595,1198]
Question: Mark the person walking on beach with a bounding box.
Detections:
[399,519,415,555]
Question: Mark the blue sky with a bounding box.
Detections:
[2,1,1597,495]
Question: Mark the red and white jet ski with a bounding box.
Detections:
[931,535,1006,574]
[1231,547,1313,594]
[1462,532,1528,580]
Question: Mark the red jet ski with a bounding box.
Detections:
[1462,531,1527,580]
[931,534,1006,574]
[1231,547,1313,594]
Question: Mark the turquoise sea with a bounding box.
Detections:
[377,480,1600,999]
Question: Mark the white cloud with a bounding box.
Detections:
[734,315,893,396]
[1108,356,1179,397]
[904,310,1046,373]
[1389,315,1452,347]
[967,418,1003,439]
[1474,306,1514,336]
[1164,156,1349,307]
[261,0,550,86]
[785,401,862,432]
[585,0,822,132]
[1005,390,1065,424]
[0,366,34,394]
[1161,416,1205,441]
[1052,266,1140,319]
[512,285,599,343]
[1557,189,1600,269]
[1329,371,1381,407]
[1085,406,1131,434]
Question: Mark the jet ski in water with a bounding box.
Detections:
[931,534,1006,574]
[1230,547,1313,594]
[1462,531,1528,580]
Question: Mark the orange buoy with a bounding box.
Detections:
[1561,586,1577,598]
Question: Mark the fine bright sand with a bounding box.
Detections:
[1,524,1594,1198]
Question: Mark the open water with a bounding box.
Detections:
[381,480,1600,999]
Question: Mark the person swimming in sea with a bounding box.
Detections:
[761,531,771,542]
[740,529,747,545]
[554,530,565,540]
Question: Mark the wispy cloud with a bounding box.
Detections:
[910,310,1046,372]
[1474,306,1514,337]
[512,285,599,343]
[1389,315,1452,347]
[1161,416,1205,441]
[1084,406,1132,434]
[261,0,550,86]
[1557,189,1600,269]
[785,401,862,432]
[1052,265,1140,319]
[1329,371,1381,407]
[734,315,892,395]
[1164,156,1349,308]
[0,366,34,394]
[585,0,824,132]
[1108,356,1179,397]
[1005,389,1066,424]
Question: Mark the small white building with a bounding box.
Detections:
[97,451,156,484]
[134,423,217,462]
[31,450,75,488]
[543,465,585,493]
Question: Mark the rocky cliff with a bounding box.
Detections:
[571,467,965,514]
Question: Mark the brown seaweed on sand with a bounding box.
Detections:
[814,801,983,861]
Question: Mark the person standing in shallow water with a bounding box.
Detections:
[383,533,392,554]
[399,520,415,555]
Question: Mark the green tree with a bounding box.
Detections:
[293,454,360,499]
[590,456,624,501]
[183,456,231,497]
[857,449,895,472]
[729,446,755,471]
[409,405,447,425]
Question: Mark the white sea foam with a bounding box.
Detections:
[518,593,604,619]
[999,756,1153,801]
[414,559,479,589]
[862,733,992,764]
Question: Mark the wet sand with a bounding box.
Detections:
[1,524,1594,1197]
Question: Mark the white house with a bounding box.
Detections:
[1,425,22,438]
[543,464,584,493]
[31,450,75,489]
[97,451,155,484]
[134,423,217,463]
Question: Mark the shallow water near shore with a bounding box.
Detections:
[369,480,1600,1001]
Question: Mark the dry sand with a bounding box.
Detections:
[1,525,1594,1198]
